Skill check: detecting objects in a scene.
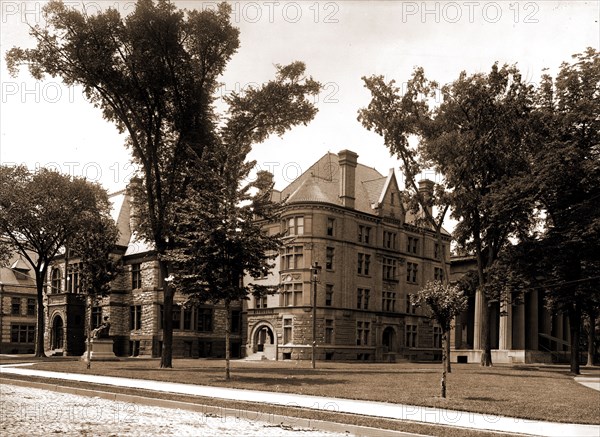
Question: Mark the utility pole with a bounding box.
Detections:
[311,262,321,369]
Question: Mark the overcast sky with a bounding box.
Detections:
[1,1,598,195]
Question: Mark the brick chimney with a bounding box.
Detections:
[338,150,358,209]
[418,179,435,218]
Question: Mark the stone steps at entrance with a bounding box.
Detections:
[245,352,271,361]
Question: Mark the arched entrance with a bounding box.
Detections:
[51,315,64,350]
[382,326,396,352]
[255,326,274,352]
[250,323,277,359]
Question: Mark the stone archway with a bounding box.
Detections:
[382,326,396,352]
[51,315,64,350]
[249,322,277,359]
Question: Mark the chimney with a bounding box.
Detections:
[418,179,435,218]
[338,150,358,209]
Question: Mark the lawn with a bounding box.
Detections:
[2,357,599,426]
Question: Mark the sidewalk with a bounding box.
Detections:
[2,363,599,437]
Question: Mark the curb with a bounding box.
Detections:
[0,377,425,437]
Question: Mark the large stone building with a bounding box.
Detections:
[0,251,38,354]
[449,255,572,364]
[44,190,244,358]
[244,150,451,361]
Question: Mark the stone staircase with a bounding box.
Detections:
[245,351,270,361]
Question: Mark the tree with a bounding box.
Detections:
[513,48,600,374]
[360,64,536,366]
[411,281,468,398]
[69,213,120,368]
[7,1,320,367]
[359,71,454,370]
[168,61,320,380]
[0,166,117,357]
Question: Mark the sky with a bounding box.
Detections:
[0,0,599,196]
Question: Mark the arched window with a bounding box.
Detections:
[50,269,62,294]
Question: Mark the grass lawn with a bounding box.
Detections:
[2,356,599,426]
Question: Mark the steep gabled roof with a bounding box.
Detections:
[280,152,385,215]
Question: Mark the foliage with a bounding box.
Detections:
[411,281,468,331]
[0,165,117,356]
[7,0,320,368]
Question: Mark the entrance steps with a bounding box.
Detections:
[245,352,271,361]
[47,349,64,357]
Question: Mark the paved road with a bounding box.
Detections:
[0,383,349,437]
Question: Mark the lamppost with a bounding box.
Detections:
[311,262,321,369]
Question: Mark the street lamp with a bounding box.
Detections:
[311,262,321,369]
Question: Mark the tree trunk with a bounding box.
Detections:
[446,329,452,373]
[587,312,596,367]
[34,275,46,357]
[568,303,581,375]
[441,331,448,398]
[160,262,173,368]
[481,301,493,366]
[225,300,231,381]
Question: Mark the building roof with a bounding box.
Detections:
[280,151,387,215]
[0,252,36,291]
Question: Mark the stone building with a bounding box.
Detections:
[0,251,38,354]
[44,189,244,358]
[244,150,451,361]
[449,255,571,364]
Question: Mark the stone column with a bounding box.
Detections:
[499,299,512,350]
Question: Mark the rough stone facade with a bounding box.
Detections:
[245,151,450,362]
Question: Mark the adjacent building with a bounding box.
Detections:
[449,255,572,364]
[43,190,244,358]
[0,250,38,354]
[244,150,451,361]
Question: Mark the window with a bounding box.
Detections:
[434,267,444,281]
[255,295,268,309]
[183,307,193,330]
[406,324,417,347]
[383,257,397,281]
[131,263,142,290]
[11,324,35,343]
[433,326,442,348]
[91,306,102,329]
[356,321,370,346]
[325,284,333,306]
[326,247,334,270]
[284,216,304,236]
[281,246,303,270]
[197,308,213,332]
[11,298,21,315]
[172,305,181,330]
[67,263,81,293]
[384,231,397,249]
[407,237,419,254]
[357,253,371,276]
[406,294,416,314]
[130,305,142,330]
[326,218,335,236]
[357,288,370,310]
[382,291,396,312]
[27,299,36,316]
[325,319,334,344]
[231,310,241,334]
[283,318,293,344]
[407,262,418,284]
[50,268,61,293]
[282,282,303,306]
[434,243,446,260]
[358,225,371,244]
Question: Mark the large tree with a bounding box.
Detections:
[168,61,320,380]
[0,166,117,357]
[360,64,536,366]
[513,48,600,374]
[7,1,320,367]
